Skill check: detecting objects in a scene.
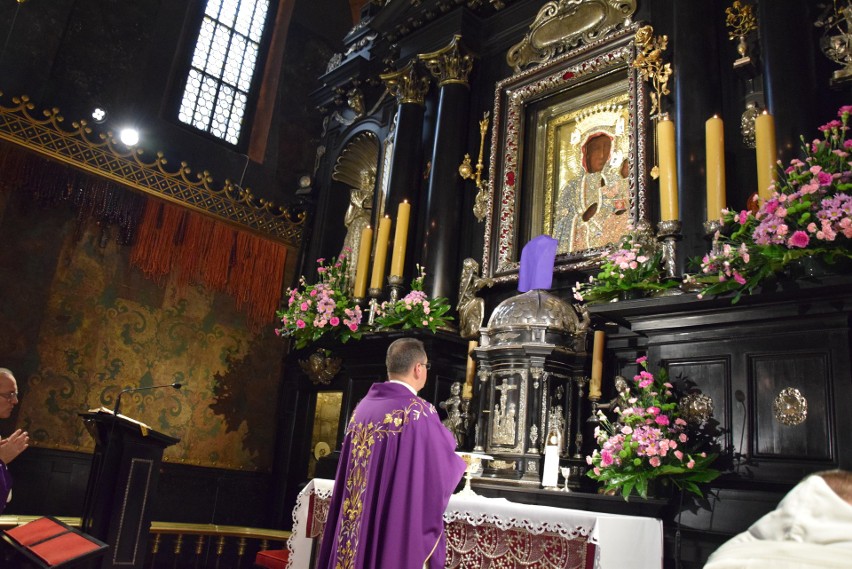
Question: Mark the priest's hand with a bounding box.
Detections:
[0,429,29,464]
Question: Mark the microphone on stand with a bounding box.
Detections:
[114,382,183,416]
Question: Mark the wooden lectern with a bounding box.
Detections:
[79,410,179,569]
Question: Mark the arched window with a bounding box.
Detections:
[178,0,270,145]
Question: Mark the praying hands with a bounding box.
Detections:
[0,429,29,464]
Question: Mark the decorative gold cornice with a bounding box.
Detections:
[419,35,475,87]
[0,94,305,246]
[379,60,430,105]
[506,0,637,72]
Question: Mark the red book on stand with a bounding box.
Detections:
[2,516,107,568]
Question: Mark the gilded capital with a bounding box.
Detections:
[419,35,475,87]
[380,60,431,106]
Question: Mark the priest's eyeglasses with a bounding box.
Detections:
[419,361,431,371]
[0,391,18,401]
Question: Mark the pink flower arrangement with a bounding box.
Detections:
[573,226,679,303]
[275,251,363,349]
[373,264,452,333]
[692,105,852,301]
[586,357,720,499]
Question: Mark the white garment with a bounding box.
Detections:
[387,379,417,395]
[703,475,852,569]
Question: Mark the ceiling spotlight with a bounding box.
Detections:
[119,128,140,147]
[91,107,107,123]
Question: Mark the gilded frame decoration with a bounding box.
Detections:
[483,26,649,282]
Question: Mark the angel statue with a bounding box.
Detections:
[457,258,494,339]
[340,170,375,289]
[439,382,465,447]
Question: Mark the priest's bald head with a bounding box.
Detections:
[386,338,429,393]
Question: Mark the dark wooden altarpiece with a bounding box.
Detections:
[293,1,852,568]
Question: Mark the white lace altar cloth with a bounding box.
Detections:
[286,479,662,569]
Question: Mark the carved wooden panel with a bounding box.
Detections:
[751,353,832,460]
[666,358,732,455]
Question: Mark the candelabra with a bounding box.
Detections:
[458,111,490,222]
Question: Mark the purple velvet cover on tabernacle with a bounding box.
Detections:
[518,234,558,292]
[0,460,11,515]
[317,382,467,569]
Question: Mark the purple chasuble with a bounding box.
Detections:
[0,460,11,515]
[317,382,467,569]
[518,235,558,292]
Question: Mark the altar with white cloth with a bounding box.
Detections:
[285,478,663,569]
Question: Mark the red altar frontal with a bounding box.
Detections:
[285,479,663,569]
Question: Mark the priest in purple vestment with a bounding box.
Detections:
[317,338,467,569]
[0,368,29,515]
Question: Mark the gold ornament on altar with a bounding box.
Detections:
[458,111,491,222]
[725,1,758,68]
[773,387,808,426]
[631,25,671,119]
[299,349,343,386]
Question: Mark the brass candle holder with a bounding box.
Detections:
[458,111,490,222]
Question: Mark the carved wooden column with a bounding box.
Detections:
[379,61,430,290]
[418,35,475,305]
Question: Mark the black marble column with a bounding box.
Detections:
[671,2,724,273]
[380,60,430,292]
[386,102,426,217]
[418,36,475,305]
[759,0,820,165]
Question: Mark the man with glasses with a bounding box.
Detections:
[0,368,28,515]
[318,338,467,569]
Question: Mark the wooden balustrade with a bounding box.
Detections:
[0,516,290,569]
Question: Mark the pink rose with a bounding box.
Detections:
[655,415,670,426]
[679,433,688,443]
[649,457,661,467]
[687,460,695,469]
[674,450,684,460]
[330,317,340,326]
[296,319,306,329]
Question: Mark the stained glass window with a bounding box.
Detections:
[178,0,270,144]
